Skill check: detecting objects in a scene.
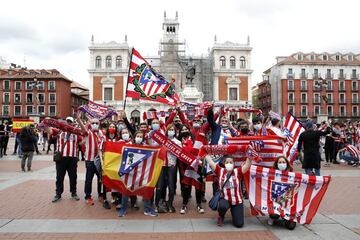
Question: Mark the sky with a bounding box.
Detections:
[0,0,360,89]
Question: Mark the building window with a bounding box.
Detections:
[14,93,21,104]
[288,68,293,74]
[327,93,333,103]
[288,93,294,103]
[26,93,33,103]
[49,105,56,116]
[26,106,33,115]
[49,93,56,103]
[26,81,33,90]
[327,80,332,90]
[314,105,320,115]
[220,56,226,68]
[38,93,45,104]
[131,110,141,126]
[323,55,328,61]
[349,55,353,61]
[288,80,294,90]
[339,80,345,90]
[353,106,359,117]
[116,56,122,68]
[352,81,358,91]
[301,106,307,117]
[37,81,44,90]
[229,88,238,101]
[352,93,358,103]
[301,68,306,78]
[327,105,333,116]
[3,93,10,104]
[38,106,45,115]
[339,93,346,104]
[313,69,319,78]
[106,56,112,68]
[288,105,294,115]
[314,93,320,103]
[95,56,102,68]
[352,69,357,79]
[301,93,307,103]
[326,69,332,79]
[336,55,340,61]
[14,106,21,116]
[48,81,55,90]
[3,80,10,91]
[340,106,346,117]
[15,81,22,90]
[297,54,302,60]
[2,106,9,116]
[104,87,113,101]
[230,56,236,68]
[310,55,315,61]
[301,80,307,90]
[240,56,246,68]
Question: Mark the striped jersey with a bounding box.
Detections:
[54,130,81,158]
[215,165,243,205]
[84,130,105,161]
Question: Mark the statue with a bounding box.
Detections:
[185,62,196,84]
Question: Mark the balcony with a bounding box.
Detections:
[339,86,346,92]
[351,74,359,80]
[313,99,321,104]
[313,73,321,79]
[300,73,308,79]
[49,112,56,117]
[288,85,294,91]
[327,99,334,104]
[352,86,359,91]
[339,99,346,104]
[353,113,359,117]
[300,86,307,91]
[288,99,295,104]
[287,73,295,79]
[352,99,359,104]
[338,73,346,79]
[325,73,334,79]
[300,100,308,104]
[2,100,10,104]
[313,85,321,91]
[3,87,10,92]
[326,86,333,91]
[300,112,308,117]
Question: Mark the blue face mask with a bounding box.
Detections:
[152,123,160,131]
[117,124,124,131]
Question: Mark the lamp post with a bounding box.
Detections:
[315,77,328,123]
[30,77,42,122]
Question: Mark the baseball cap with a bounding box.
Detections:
[66,116,75,123]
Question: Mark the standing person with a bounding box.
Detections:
[2,120,11,156]
[204,154,251,228]
[332,122,342,164]
[19,125,37,172]
[46,116,82,203]
[0,121,5,158]
[42,130,48,152]
[297,122,330,176]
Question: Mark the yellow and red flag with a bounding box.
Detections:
[12,119,34,133]
[102,141,165,199]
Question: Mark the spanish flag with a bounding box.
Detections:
[102,141,165,199]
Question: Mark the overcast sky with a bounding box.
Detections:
[1,0,359,89]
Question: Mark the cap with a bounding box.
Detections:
[66,116,75,123]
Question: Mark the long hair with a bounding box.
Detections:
[273,155,293,171]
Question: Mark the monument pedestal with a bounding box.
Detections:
[180,83,203,103]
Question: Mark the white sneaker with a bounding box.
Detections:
[180,205,187,214]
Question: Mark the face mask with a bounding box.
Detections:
[117,124,124,131]
[168,130,175,137]
[174,122,181,128]
[221,124,228,129]
[108,128,116,134]
[135,137,143,144]
[181,131,190,138]
[91,123,99,131]
[122,133,130,141]
[152,123,160,131]
[241,128,249,134]
[278,163,287,171]
[193,123,201,129]
[225,163,234,172]
[254,123,262,131]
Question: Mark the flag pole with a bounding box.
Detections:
[123,48,133,110]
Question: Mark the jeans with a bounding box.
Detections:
[155,166,177,206]
[55,157,78,195]
[84,161,100,199]
[21,151,34,169]
[305,168,320,176]
[218,199,244,228]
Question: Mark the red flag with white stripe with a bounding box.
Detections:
[244,165,331,224]
[126,48,179,106]
[345,145,360,160]
[283,112,305,164]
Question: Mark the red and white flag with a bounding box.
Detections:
[225,135,284,167]
[345,145,360,160]
[126,48,179,106]
[244,165,331,224]
[283,112,305,164]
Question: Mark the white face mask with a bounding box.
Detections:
[168,130,175,137]
[91,123,99,131]
[225,163,234,172]
[278,163,287,171]
[122,133,130,141]
[152,123,160,131]
[254,123,262,131]
[135,137,143,144]
[193,123,201,129]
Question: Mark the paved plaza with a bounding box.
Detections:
[0,138,360,240]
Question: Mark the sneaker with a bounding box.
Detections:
[324,163,329,167]
[168,205,176,213]
[71,193,80,201]
[196,205,205,214]
[103,200,111,209]
[118,207,126,217]
[27,167,31,172]
[157,203,168,213]
[268,218,274,226]
[217,216,224,227]
[86,198,94,205]
[144,208,158,217]
[52,194,61,203]
[21,167,25,172]
[180,205,187,214]
[201,196,207,203]
[115,204,122,209]
[131,203,140,210]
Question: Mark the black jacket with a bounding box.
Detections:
[19,127,37,152]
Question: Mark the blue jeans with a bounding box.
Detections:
[84,161,100,199]
[305,168,320,176]
[218,199,244,228]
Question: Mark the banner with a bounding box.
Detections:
[43,118,84,136]
[78,100,117,121]
[283,112,305,164]
[12,119,34,133]
[102,141,164,199]
[244,165,331,224]
[126,48,179,106]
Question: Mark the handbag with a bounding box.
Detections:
[53,133,69,162]
[209,171,232,211]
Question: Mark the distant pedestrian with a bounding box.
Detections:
[19,125,37,172]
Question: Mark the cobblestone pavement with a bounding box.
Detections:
[0,138,359,239]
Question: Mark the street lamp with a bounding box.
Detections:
[314,77,329,123]
[30,77,43,117]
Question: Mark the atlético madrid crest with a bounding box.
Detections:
[132,63,176,100]
[271,180,300,208]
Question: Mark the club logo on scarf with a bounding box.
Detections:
[271,181,299,208]
[118,148,154,176]
[132,63,176,100]
[250,140,264,152]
